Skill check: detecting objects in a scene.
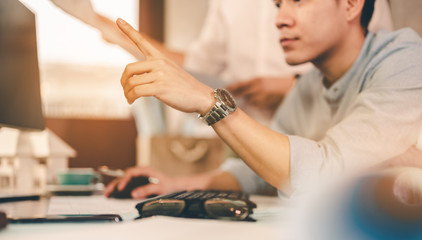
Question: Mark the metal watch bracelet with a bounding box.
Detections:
[199,101,232,126]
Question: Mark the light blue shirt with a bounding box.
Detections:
[223,28,422,196]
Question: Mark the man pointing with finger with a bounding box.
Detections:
[111,0,422,198]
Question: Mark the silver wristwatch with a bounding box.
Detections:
[199,89,237,126]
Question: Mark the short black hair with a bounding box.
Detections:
[361,0,375,31]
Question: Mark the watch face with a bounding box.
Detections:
[218,89,236,109]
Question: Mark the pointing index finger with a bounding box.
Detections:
[116,18,161,59]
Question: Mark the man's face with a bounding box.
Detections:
[274,0,349,65]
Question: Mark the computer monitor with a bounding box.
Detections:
[0,0,45,131]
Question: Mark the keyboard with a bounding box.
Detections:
[136,190,257,221]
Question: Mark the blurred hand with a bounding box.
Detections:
[104,166,183,199]
[95,15,145,61]
[116,18,214,116]
[226,76,296,111]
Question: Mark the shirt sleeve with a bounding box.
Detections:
[183,0,227,76]
[288,42,422,194]
[220,158,276,195]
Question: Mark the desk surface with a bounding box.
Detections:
[0,194,289,240]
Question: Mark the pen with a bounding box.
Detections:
[0,194,40,203]
[98,166,160,184]
[7,214,123,223]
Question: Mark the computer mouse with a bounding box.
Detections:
[109,176,150,199]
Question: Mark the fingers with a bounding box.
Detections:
[117,167,144,191]
[233,83,259,99]
[227,78,263,97]
[120,55,160,86]
[120,60,165,103]
[226,81,249,95]
[131,184,163,199]
[117,167,158,191]
[123,74,154,94]
[116,18,162,59]
[125,83,158,104]
[123,72,162,104]
[104,166,165,199]
[104,178,119,197]
[226,79,274,107]
[247,94,266,105]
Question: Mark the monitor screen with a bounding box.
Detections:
[0,0,45,131]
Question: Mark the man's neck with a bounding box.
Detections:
[314,28,366,88]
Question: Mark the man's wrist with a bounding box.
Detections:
[198,89,237,126]
[198,90,217,116]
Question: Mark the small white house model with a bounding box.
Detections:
[0,127,76,192]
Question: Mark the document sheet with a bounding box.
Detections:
[48,195,140,215]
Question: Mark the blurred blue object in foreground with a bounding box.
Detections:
[345,168,422,240]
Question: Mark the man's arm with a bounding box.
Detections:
[104,166,241,199]
[117,18,292,191]
[116,18,422,197]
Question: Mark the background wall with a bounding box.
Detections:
[389,0,422,36]
[164,0,209,51]
[20,0,139,67]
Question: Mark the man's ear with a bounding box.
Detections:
[345,0,365,23]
